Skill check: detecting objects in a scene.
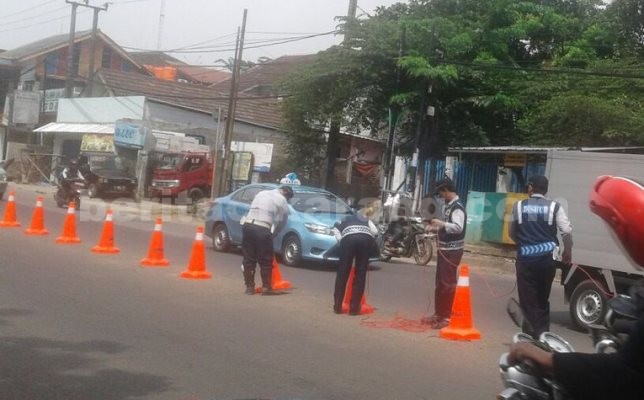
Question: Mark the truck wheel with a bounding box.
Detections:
[212,223,231,252]
[570,279,608,331]
[188,187,205,203]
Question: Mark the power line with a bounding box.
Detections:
[0,0,58,20]
[166,32,239,52]
[122,31,339,54]
[0,9,91,34]
[0,5,68,26]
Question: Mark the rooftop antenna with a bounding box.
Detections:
[157,0,166,50]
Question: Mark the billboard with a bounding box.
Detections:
[114,119,148,149]
[80,134,115,153]
[230,141,273,172]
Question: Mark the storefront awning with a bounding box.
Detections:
[33,122,114,134]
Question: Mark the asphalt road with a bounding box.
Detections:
[0,186,594,400]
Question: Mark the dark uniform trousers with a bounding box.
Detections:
[516,254,557,337]
[334,234,373,312]
[241,224,273,289]
[435,249,464,319]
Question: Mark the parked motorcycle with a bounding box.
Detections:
[498,295,638,400]
[376,217,434,265]
[54,178,84,209]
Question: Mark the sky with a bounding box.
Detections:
[0,0,403,67]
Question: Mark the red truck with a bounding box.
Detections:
[149,152,213,202]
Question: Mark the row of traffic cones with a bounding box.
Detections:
[0,192,221,280]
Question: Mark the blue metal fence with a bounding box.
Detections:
[422,158,497,204]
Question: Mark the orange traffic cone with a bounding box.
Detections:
[0,192,20,228]
[140,218,169,266]
[55,202,81,244]
[271,256,292,290]
[440,265,481,341]
[91,209,119,254]
[180,226,212,280]
[25,196,48,235]
[341,265,374,315]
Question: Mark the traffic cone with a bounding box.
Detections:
[140,218,169,266]
[271,256,292,290]
[180,226,212,280]
[0,192,20,228]
[25,196,48,235]
[55,202,81,244]
[440,265,482,341]
[341,265,374,315]
[91,209,119,254]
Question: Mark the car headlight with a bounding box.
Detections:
[304,223,333,235]
[99,177,108,183]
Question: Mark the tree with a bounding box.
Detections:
[281,0,644,183]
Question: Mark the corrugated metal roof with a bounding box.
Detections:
[449,146,570,154]
[449,146,644,154]
[34,122,114,134]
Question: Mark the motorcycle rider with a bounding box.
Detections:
[59,158,85,199]
[508,175,644,400]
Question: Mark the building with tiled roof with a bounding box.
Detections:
[128,51,230,85]
[211,54,316,96]
[94,68,282,130]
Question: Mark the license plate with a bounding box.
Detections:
[114,185,125,191]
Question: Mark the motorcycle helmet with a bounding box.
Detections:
[589,176,644,269]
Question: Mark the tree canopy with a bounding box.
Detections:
[281,0,644,178]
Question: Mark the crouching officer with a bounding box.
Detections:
[332,206,378,315]
[241,186,293,295]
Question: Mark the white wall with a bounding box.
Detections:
[58,96,145,123]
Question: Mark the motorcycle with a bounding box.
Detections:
[54,178,84,209]
[498,295,638,400]
[376,217,434,265]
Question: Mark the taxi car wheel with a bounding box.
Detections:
[212,223,231,252]
[282,235,302,266]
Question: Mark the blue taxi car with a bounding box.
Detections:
[204,183,353,266]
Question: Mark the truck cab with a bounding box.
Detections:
[149,152,212,203]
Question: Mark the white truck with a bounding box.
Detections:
[545,150,644,330]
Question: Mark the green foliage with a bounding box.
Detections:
[280,0,644,173]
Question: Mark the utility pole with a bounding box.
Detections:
[157,0,166,50]
[64,0,87,98]
[86,2,109,96]
[323,0,357,190]
[216,10,247,197]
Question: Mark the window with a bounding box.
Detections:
[45,52,59,74]
[121,61,132,72]
[232,186,268,204]
[101,47,112,69]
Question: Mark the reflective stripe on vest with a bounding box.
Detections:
[519,241,557,257]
